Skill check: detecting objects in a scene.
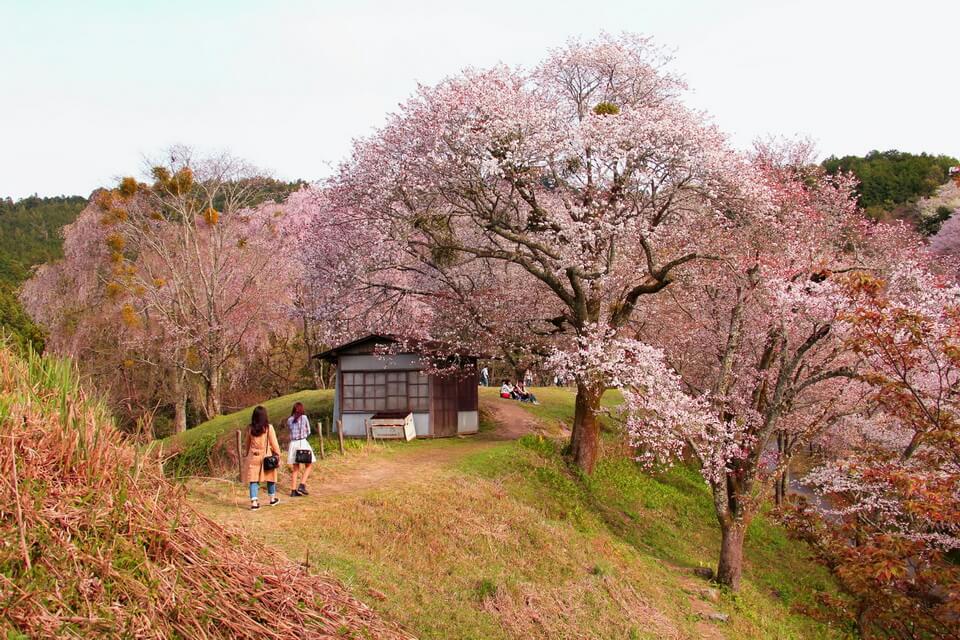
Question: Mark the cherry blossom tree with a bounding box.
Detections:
[20,197,180,430]
[326,33,748,472]
[97,148,303,420]
[23,150,311,431]
[595,143,925,589]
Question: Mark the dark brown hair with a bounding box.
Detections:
[250,405,269,437]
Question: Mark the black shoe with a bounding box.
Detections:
[290,489,303,497]
[269,497,280,506]
[250,501,260,510]
[298,483,309,496]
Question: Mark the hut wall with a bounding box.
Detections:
[341,413,373,436]
[338,354,422,371]
[412,412,430,436]
[331,352,476,438]
[456,366,479,434]
[335,353,431,436]
[457,411,479,434]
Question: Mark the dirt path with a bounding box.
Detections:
[308,398,570,495]
[481,399,567,440]
[190,398,550,510]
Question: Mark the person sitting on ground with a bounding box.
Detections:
[510,381,525,401]
[286,401,316,497]
[500,380,513,399]
[243,405,282,510]
[516,382,540,405]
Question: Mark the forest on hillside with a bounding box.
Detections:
[0,195,86,351]
[822,150,959,232]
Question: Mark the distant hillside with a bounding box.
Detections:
[0,194,87,351]
[822,150,959,231]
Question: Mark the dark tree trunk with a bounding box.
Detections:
[775,468,789,507]
[716,522,746,590]
[774,431,792,507]
[301,312,323,389]
[569,381,604,474]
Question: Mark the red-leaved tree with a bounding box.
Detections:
[786,266,960,637]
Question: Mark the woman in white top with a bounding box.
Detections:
[286,402,316,496]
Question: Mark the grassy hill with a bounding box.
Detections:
[188,387,846,639]
[0,195,87,351]
[158,388,334,476]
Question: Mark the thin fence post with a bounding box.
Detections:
[235,429,243,482]
[337,419,345,455]
[319,419,326,460]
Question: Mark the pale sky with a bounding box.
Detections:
[1,0,957,200]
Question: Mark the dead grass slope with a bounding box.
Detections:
[0,346,410,640]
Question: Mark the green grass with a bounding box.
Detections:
[479,386,624,430]
[163,389,334,449]
[189,385,847,639]
[453,434,843,638]
[157,389,333,476]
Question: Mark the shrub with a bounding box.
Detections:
[918,205,954,236]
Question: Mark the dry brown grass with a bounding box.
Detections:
[0,345,412,639]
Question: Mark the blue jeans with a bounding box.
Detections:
[249,481,276,501]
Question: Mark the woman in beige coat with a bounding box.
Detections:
[243,405,282,509]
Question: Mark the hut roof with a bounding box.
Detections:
[313,334,484,363]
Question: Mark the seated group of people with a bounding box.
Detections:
[500,380,539,404]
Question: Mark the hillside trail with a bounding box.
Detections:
[188,396,729,639]
[190,397,557,509]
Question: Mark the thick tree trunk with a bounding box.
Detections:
[569,381,604,474]
[716,522,746,590]
[173,395,187,434]
[171,369,188,434]
[204,369,221,420]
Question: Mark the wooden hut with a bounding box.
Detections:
[314,334,480,438]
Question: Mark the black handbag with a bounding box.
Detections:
[263,453,280,471]
[294,449,312,464]
[260,433,279,471]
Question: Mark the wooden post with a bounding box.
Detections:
[235,429,243,482]
[366,419,372,443]
[337,418,345,455]
[318,419,326,460]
